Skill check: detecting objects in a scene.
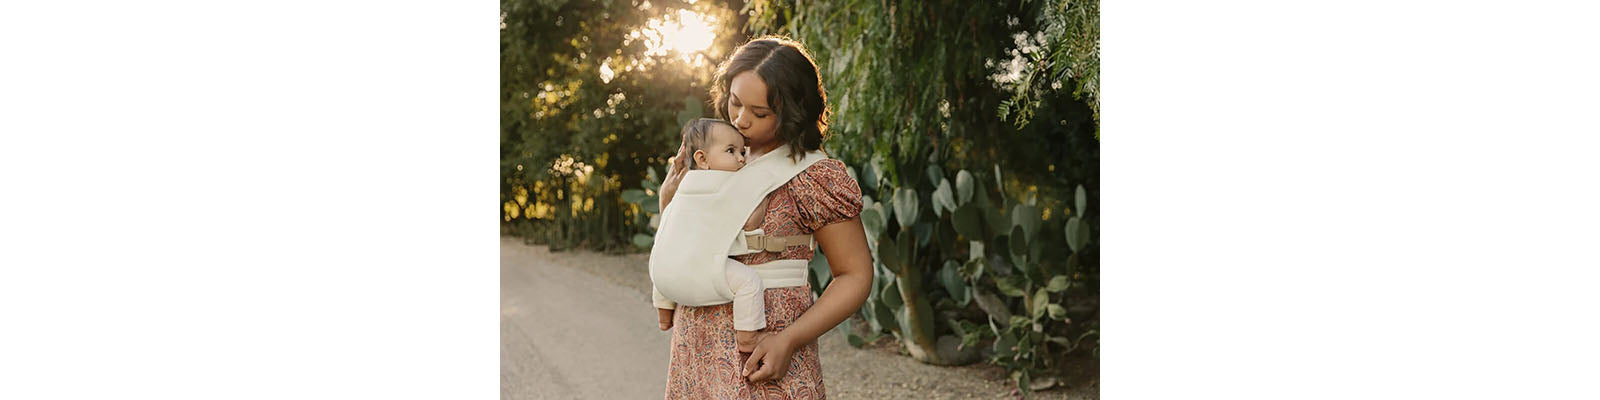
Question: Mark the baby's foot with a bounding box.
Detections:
[657,308,675,331]
[735,330,769,353]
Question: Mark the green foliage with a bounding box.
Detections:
[843,159,1099,391]
[506,0,1099,394]
[992,0,1100,131]
[738,0,1099,392]
[500,0,742,250]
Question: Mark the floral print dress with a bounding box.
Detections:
[663,159,863,399]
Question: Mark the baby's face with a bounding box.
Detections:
[698,124,747,171]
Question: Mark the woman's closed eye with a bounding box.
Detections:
[733,101,767,118]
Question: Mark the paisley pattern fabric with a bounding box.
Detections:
[664,159,863,399]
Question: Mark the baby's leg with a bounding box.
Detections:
[725,259,768,352]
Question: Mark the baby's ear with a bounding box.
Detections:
[692,149,707,169]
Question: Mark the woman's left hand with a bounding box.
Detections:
[742,332,797,383]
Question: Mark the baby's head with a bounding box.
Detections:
[680,118,746,171]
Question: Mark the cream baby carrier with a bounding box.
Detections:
[648,146,828,307]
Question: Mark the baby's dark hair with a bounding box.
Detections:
[680,118,737,170]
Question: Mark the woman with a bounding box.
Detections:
[656,36,873,399]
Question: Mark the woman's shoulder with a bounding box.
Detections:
[791,159,857,192]
[786,158,863,230]
[801,159,850,179]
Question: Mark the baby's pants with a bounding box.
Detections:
[652,259,767,331]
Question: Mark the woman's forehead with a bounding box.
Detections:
[730,71,768,106]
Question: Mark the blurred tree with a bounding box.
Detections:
[501,0,742,250]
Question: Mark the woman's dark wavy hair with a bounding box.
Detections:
[709,36,830,162]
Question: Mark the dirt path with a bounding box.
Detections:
[501,238,671,399]
[500,237,1096,399]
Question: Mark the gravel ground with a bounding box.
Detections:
[501,236,1098,399]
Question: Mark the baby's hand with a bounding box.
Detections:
[657,308,675,331]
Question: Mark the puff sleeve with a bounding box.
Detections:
[789,159,864,233]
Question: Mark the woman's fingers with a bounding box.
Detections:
[669,143,689,174]
[744,338,790,383]
[747,349,783,383]
[746,356,773,382]
[742,345,765,377]
[660,143,690,210]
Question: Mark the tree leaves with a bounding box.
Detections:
[939,260,970,307]
[952,203,984,240]
[1047,304,1068,321]
[932,178,956,217]
[861,206,886,241]
[1031,287,1050,320]
[620,189,646,204]
[955,169,975,205]
[994,274,1028,298]
[676,94,703,125]
[1066,216,1090,253]
[877,232,902,275]
[1011,203,1042,244]
[892,188,920,230]
[914,221,934,248]
[1066,184,1091,253]
[809,247,832,294]
[973,288,1013,325]
[988,199,1011,236]
[881,280,904,309]
[1046,275,1070,293]
[1074,184,1088,215]
[1009,226,1028,263]
[874,300,898,335]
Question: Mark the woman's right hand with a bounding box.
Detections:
[659,143,690,210]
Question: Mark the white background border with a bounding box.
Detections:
[3,0,1598,398]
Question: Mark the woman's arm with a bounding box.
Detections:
[743,216,873,383]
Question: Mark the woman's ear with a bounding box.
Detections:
[692,149,708,170]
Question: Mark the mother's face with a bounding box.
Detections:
[727,71,779,148]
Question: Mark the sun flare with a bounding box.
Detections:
[633,10,717,63]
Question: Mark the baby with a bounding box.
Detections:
[652,118,773,352]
